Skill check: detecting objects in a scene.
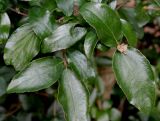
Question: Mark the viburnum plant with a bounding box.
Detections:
[0,0,160,121]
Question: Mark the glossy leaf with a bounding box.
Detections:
[119,8,144,39]
[4,24,40,71]
[121,19,137,46]
[31,11,55,40]
[67,50,97,81]
[58,69,88,121]
[41,23,87,53]
[56,0,74,16]
[56,0,86,16]
[109,0,117,10]
[7,57,64,93]
[0,13,10,44]
[84,31,98,58]
[4,11,54,71]
[80,2,122,47]
[113,47,156,113]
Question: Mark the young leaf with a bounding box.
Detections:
[0,13,10,44]
[58,69,88,121]
[84,31,98,59]
[7,57,64,93]
[67,50,97,81]
[41,23,87,53]
[121,19,137,46]
[80,2,122,47]
[113,47,156,114]
[4,24,41,71]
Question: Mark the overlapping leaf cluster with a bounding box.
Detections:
[0,0,160,121]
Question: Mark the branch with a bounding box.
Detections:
[9,8,28,16]
[62,49,68,68]
[143,6,160,11]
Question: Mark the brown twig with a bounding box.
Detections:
[143,6,160,11]
[9,8,27,16]
[5,104,21,117]
[62,49,68,68]
[116,0,130,9]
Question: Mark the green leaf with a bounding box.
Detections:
[96,43,110,52]
[0,0,9,12]
[56,0,74,16]
[0,13,10,44]
[41,23,87,53]
[4,24,41,71]
[109,0,117,10]
[113,47,156,113]
[118,8,144,39]
[67,50,97,81]
[31,10,55,40]
[7,57,64,93]
[120,19,137,46]
[80,2,122,47]
[154,0,160,7]
[58,69,88,121]
[0,77,7,96]
[4,11,54,71]
[56,0,86,16]
[84,31,98,59]
[90,0,102,2]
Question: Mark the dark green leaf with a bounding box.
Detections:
[113,47,156,113]
[29,0,56,11]
[154,0,160,7]
[121,19,137,46]
[80,2,122,47]
[56,0,86,16]
[41,23,87,53]
[135,5,150,27]
[0,77,7,96]
[84,31,98,58]
[4,11,54,71]
[0,13,10,44]
[4,24,40,71]
[58,69,88,121]
[31,11,55,40]
[56,0,74,16]
[67,50,97,81]
[118,8,144,39]
[7,57,64,93]
[95,56,112,66]
[0,66,15,82]
[96,43,110,52]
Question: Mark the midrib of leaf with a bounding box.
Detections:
[82,7,118,44]
[68,78,78,120]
